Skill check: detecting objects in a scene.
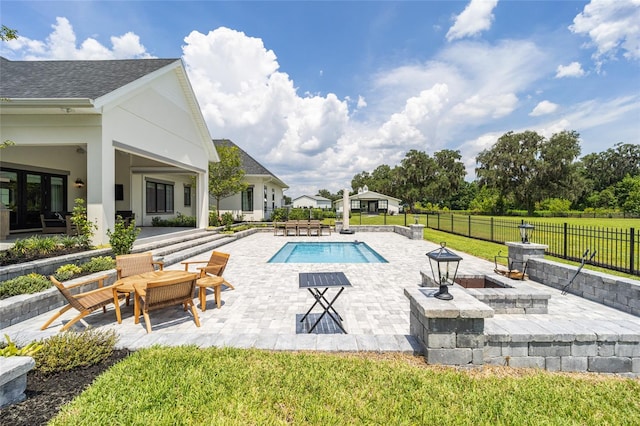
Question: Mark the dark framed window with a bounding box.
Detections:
[241,186,253,211]
[184,185,191,207]
[146,181,174,213]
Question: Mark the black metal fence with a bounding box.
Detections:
[423,213,639,277]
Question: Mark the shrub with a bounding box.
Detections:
[81,256,116,273]
[107,216,141,255]
[70,198,97,248]
[0,273,51,299]
[221,212,234,230]
[209,210,222,226]
[0,334,43,357]
[271,208,288,222]
[151,213,196,227]
[34,329,118,374]
[54,264,82,281]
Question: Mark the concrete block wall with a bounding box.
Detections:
[405,284,639,376]
[527,258,640,317]
[485,336,640,375]
[0,356,35,408]
[405,286,494,366]
[0,271,118,329]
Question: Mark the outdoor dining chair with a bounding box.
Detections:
[41,275,124,332]
[181,251,234,290]
[116,252,164,304]
[133,273,200,333]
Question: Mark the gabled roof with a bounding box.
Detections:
[0,56,178,99]
[294,195,330,202]
[335,190,401,203]
[213,139,288,188]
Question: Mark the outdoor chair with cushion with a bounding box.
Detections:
[40,212,68,234]
[41,275,124,332]
[116,252,164,305]
[133,273,200,333]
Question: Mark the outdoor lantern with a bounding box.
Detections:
[74,178,85,188]
[426,242,462,301]
[518,222,534,244]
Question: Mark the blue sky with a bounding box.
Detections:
[2,0,639,198]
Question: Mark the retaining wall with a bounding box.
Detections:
[527,258,640,317]
[405,286,640,376]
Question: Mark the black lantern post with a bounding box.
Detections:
[426,242,462,300]
[518,222,534,244]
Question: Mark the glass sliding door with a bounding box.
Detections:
[0,167,68,230]
[0,171,18,228]
[25,174,42,228]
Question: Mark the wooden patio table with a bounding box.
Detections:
[113,270,196,324]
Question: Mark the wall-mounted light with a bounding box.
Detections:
[74,178,85,188]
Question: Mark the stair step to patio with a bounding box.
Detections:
[130,228,236,268]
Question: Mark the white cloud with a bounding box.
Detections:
[555,62,586,78]
[530,100,559,116]
[570,0,640,62]
[2,17,152,60]
[3,16,636,196]
[446,0,499,41]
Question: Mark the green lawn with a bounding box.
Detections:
[51,347,640,425]
[336,213,640,279]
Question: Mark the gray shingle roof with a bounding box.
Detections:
[0,56,178,99]
[212,139,271,175]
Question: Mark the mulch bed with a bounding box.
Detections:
[0,349,131,426]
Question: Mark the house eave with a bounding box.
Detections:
[0,98,97,114]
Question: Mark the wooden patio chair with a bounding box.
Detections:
[181,251,234,289]
[285,220,299,236]
[41,275,124,332]
[116,252,164,304]
[133,273,200,333]
[308,220,321,236]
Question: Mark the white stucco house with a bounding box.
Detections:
[292,195,332,209]
[334,188,401,215]
[0,57,218,245]
[212,139,288,221]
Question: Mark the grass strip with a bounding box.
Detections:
[51,347,640,425]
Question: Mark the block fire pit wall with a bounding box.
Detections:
[406,242,640,376]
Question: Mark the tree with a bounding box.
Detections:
[208,142,247,213]
[397,150,437,207]
[476,130,583,215]
[430,149,466,208]
[580,143,640,192]
[616,175,640,214]
[0,25,18,42]
[538,130,584,203]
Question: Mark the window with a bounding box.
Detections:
[184,185,191,207]
[241,186,253,211]
[264,185,268,212]
[146,181,174,213]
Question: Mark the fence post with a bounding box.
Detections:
[563,222,568,259]
[437,213,440,230]
[468,215,471,237]
[490,217,494,242]
[451,214,454,233]
[631,228,635,275]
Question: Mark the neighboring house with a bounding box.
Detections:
[334,188,401,215]
[0,57,218,245]
[212,139,288,221]
[292,195,332,209]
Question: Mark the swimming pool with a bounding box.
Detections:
[268,242,388,263]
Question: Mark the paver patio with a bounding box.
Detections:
[3,231,640,355]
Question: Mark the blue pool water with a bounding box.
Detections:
[268,242,388,263]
